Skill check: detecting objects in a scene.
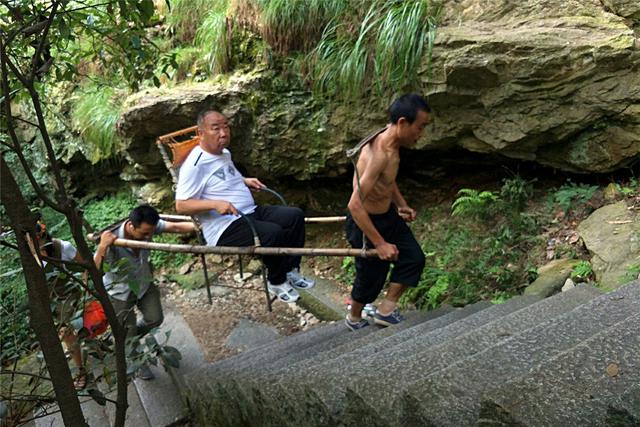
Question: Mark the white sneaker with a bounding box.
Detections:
[286,268,315,290]
[346,303,376,318]
[267,281,300,303]
[363,304,376,317]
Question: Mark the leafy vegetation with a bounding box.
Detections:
[548,181,598,213]
[70,83,126,163]
[82,190,138,232]
[571,260,593,281]
[451,188,499,219]
[402,176,542,309]
[196,6,232,74]
[258,0,349,54]
[164,0,223,43]
[615,177,639,197]
[160,0,441,99]
[149,234,193,271]
[308,0,441,100]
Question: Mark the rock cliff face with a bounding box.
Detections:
[117,0,640,183]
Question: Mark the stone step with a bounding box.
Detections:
[33,364,151,427]
[607,384,640,424]
[34,396,111,427]
[340,284,603,426]
[185,304,470,426]
[131,305,205,427]
[394,280,639,427]
[275,296,537,423]
[233,307,449,377]
[200,322,343,376]
[217,307,457,424]
[104,382,151,427]
[274,304,456,377]
[297,276,347,321]
[477,313,640,427]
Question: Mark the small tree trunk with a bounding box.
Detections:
[0,155,89,426]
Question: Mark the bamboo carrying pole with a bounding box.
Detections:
[158,214,346,224]
[86,235,378,258]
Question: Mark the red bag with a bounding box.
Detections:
[83,300,108,339]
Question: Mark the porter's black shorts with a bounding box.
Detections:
[345,207,425,304]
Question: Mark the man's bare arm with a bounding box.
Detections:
[93,231,117,269]
[347,152,399,261]
[392,183,416,222]
[175,199,238,216]
[163,221,197,234]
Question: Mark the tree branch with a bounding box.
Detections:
[0,40,62,211]
[29,1,60,82]
[0,371,52,382]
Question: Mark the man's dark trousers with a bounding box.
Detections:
[217,205,305,284]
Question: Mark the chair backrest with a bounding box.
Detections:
[156,125,200,183]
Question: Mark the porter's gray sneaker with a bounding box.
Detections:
[345,315,370,331]
[137,363,155,381]
[373,309,405,327]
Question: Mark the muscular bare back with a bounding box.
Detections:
[353,132,400,215]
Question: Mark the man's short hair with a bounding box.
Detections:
[129,205,160,228]
[197,110,222,128]
[388,94,431,124]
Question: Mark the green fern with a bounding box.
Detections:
[451,189,499,217]
[425,274,449,309]
[549,181,598,214]
[570,260,593,281]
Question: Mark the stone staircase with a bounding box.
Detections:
[184,281,640,427]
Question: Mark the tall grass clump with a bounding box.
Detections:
[165,0,225,42]
[258,0,349,54]
[196,2,232,74]
[70,83,125,163]
[309,0,441,100]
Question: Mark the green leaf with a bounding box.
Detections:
[161,347,181,368]
[162,345,182,361]
[131,35,141,49]
[88,388,107,406]
[128,279,140,296]
[145,334,158,348]
[137,0,155,23]
[58,16,71,39]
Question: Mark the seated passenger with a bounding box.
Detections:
[175,110,314,303]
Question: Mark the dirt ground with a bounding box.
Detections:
[159,254,347,363]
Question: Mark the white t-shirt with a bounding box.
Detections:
[59,240,78,261]
[176,147,256,245]
[42,239,77,267]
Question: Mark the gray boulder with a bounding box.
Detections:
[577,201,640,290]
[116,0,640,182]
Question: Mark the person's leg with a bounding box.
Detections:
[349,255,389,321]
[255,205,305,271]
[218,216,288,284]
[60,327,82,367]
[345,215,389,323]
[378,222,426,317]
[135,283,164,337]
[377,283,408,315]
[59,326,86,389]
[111,295,138,348]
